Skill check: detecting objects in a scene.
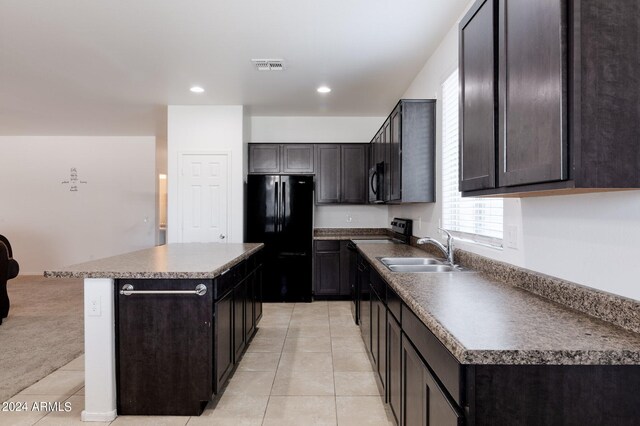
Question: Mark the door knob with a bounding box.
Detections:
[219,234,226,240]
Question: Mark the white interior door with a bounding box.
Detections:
[180,153,229,243]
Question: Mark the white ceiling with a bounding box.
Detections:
[0,0,469,136]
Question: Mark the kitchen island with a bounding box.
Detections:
[45,242,264,421]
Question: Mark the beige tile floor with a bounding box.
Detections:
[1,301,395,425]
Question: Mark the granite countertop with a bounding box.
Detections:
[44,243,264,279]
[356,242,640,366]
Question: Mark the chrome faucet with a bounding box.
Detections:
[416,228,455,265]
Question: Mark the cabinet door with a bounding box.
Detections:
[402,338,463,426]
[214,289,234,394]
[359,263,371,353]
[382,118,392,202]
[282,144,314,174]
[460,0,497,192]
[249,144,281,174]
[370,286,386,393]
[498,0,567,187]
[377,295,387,394]
[370,289,379,367]
[254,265,263,323]
[388,314,402,425]
[315,145,341,204]
[389,106,402,201]
[233,279,246,361]
[340,144,368,204]
[339,241,352,296]
[314,249,341,295]
[245,271,255,340]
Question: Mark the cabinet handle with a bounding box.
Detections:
[120,283,207,296]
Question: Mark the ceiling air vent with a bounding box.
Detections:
[251,59,285,71]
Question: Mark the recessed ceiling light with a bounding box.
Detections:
[190,86,205,93]
[317,86,331,93]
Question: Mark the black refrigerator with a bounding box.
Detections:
[246,175,313,302]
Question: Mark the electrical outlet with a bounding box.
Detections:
[88,296,101,317]
[506,225,518,249]
[346,214,353,223]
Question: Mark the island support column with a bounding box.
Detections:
[81,278,117,422]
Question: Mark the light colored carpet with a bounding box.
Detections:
[0,275,84,402]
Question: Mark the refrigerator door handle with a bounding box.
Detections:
[281,181,286,231]
[275,181,279,233]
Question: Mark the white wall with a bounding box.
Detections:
[0,136,156,274]
[250,116,390,228]
[389,4,640,301]
[250,116,385,143]
[315,205,389,228]
[167,105,245,243]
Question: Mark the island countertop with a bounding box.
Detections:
[44,243,264,279]
[356,242,640,365]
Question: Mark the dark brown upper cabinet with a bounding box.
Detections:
[341,145,368,203]
[369,129,386,203]
[370,99,436,204]
[315,145,341,204]
[315,144,369,205]
[460,0,640,197]
[388,107,402,201]
[459,0,497,192]
[248,144,280,174]
[248,144,314,175]
[498,0,567,187]
[281,144,314,174]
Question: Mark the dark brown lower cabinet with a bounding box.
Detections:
[356,255,640,426]
[370,284,386,394]
[254,265,263,322]
[402,337,463,426]
[116,279,213,416]
[233,278,247,361]
[360,283,371,354]
[245,271,256,340]
[313,240,351,298]
[387,313,402,425]
[117,251,264,416]
[214,289,234,393]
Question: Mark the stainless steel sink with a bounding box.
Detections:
[387,264,463,273]
[380,257,446,266]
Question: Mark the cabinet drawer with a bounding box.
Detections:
[315,240,340,252]
[246,253,257,273]
[402,303,463,406]
[214,271,234,301]
[214,260,245,300]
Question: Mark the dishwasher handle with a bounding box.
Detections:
[120,283,207,296]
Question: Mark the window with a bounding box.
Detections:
[441,69,503,246]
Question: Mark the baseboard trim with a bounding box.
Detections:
[81,409,117,422]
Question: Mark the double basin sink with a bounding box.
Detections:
[379,257,465,273]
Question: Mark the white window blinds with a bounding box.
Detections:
[441,69,503,246]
